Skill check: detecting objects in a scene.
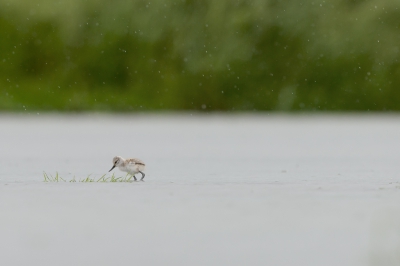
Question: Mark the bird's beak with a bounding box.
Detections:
[109,165,116,172]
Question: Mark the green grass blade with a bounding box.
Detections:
[43,172,49,182]
[97,174,106,182]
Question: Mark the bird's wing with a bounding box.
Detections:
[127,158,145,166]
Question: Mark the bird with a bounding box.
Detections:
[109,156,146,181]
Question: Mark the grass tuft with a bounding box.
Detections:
[43,172,135,183]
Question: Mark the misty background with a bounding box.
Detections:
[0,0,399,112]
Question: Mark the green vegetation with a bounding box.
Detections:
[43,172,135,182]
[1,0,400,111]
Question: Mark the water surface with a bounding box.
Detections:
[0,114,399,266]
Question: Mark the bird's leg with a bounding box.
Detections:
[132,174,137,181]
[139,171,145,181]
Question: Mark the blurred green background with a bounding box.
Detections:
[1,0,400,111]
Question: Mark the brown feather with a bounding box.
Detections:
[126,158,145,166]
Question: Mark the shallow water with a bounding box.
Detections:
[1,114,400,266]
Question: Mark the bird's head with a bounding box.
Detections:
[109,156,123,172]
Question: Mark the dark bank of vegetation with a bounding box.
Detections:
[1,0,400,112]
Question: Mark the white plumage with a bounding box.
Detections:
[109,156,146,181]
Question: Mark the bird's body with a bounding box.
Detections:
[109,156,146,181]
